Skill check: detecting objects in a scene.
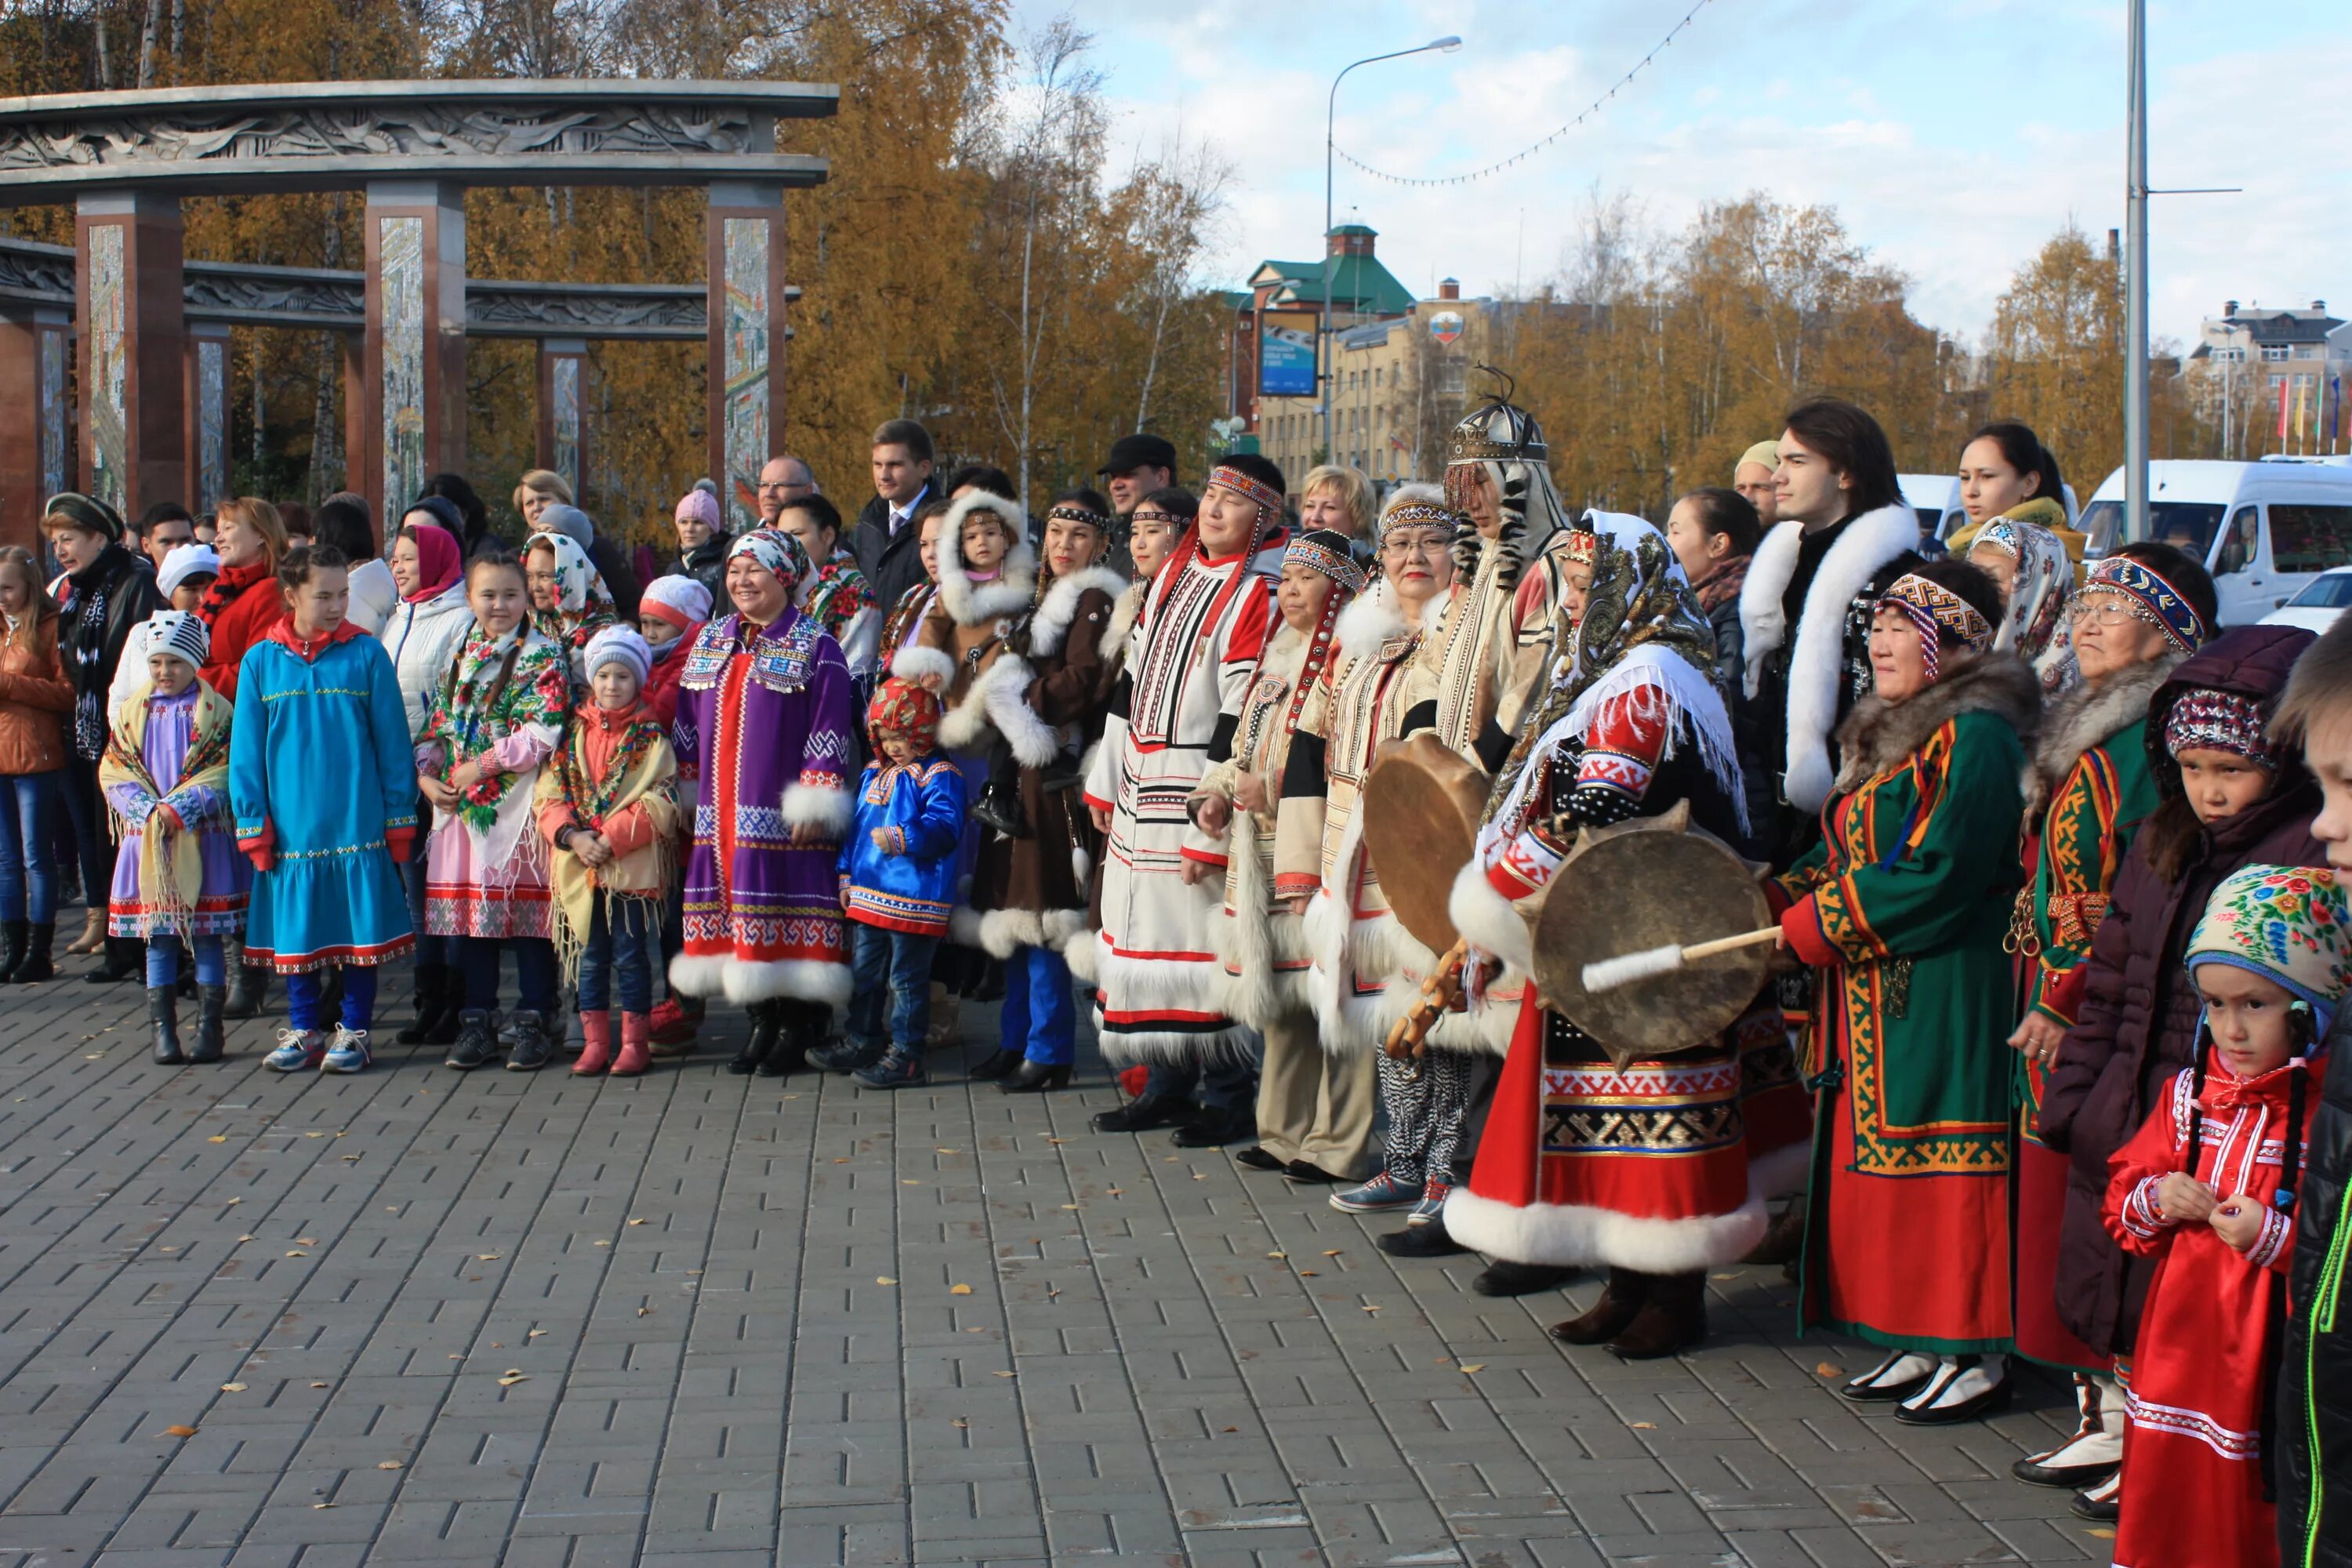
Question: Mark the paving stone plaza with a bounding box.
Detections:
[0,969,2126,1568]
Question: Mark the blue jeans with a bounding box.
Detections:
[1148,1052,1258,1111]
[286,965,378,1033]
[147,935,225,986]
[0,770,62,923]
[999,943,1075,1066]
[577,898,655,1014]
[844,921,938,1052]
[400,828,448,967]
[456,935,559,1016]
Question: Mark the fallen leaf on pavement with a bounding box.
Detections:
[377,1461,402,1470]
[877,1276,898,1286]
[207,1135,228,1143]
[477,1254,501,1261]
[1298,1270,1318,1277]
[220,1383,246,1392]
[1815,1363,1843,1378]
[626,1218,645,1226]
[991,1371,1015,1379]
[1628,1421,1656,1429]
[162,1425,198,1438]
[1459,1363,1486,1374]
[497,1372,528,1387]
[1322,1250,1341,1257]
[949,1284,972,1295]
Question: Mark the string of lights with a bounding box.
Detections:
[1331,0,1716,187]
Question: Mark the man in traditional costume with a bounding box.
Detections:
[669,530,858,1077]
[1080,456,1290,1138]
[1189,527,1371,1179]
[1444,514,1800,1357]
[1773,560,2038,1423]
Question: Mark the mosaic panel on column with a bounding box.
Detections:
[378,215,426,514]
[86,223,127,512]
[38,324,66,499]
[551,354,582,503]
[720,216,768,529]
[196,336,228,513]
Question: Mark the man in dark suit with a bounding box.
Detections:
[852,419,937,612]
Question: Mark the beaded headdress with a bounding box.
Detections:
[2078,555,2207,655]
[1878,572,1994,684]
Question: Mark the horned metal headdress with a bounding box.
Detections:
[1441,366,1568,576]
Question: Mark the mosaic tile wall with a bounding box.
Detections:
[720,216,768,528]
[378,215,426,511]
[38,325,65,499]
[550,354,582,502]
[86,224,126,512]
[196,336,227,512]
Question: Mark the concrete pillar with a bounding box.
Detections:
[183,320,232,517]
[0,308,68,553]
[706,182,787,530]
[341,332,368,533]
[536,337,589,506]
[362,180,466,527]
[75,189,184,517]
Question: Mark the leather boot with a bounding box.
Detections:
[1550,1268,1648,1345]
[760,1001,815,1078]
[64,907,103,955]
[11,922,55,984]
[967,1047,1023,1081]
[611,1012,651,1076]
[0,919,26,982]
[574,1009,614,1075]
[86,935,140,983]
[190,984,227,1065]
[397,963,448,1044]
[1606,1271,1708,1359]
[149,985,185,1065]
[1740,1201,1806,1266]
[223,942,265,1018]
[728,1005,780,1074]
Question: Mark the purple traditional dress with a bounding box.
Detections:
[103,681,250,938]
[668,531,858,1007]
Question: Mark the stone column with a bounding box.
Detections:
[705,182,787,530]
[536,338,590,505]
[75,189,185,517]
[182,321,233,517]
[362,181,466,526]
[0,308,68,553]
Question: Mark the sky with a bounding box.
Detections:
[1007,0,2351,348]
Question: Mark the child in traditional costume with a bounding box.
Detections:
[949,491,1125,1094]
[231,545,417,1073]
[2103,864,2347,1568]
[1446,514,1795,1356]
[1775,558,2038,1423]
[670,529,857,1077]
[833,677,964,1088]
[524,529,619,683]
[2005,546,2206,1499]
[1190,526,1369,1175]
[102,610,247,1065]
[418,551,574,1073]
[536,626,680,1079]
[637,573,713,1054]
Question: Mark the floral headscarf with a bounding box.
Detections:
[727,528,811,594]
[526,529,617,651]
[804,546,874,640]
[1969,503,2075,691]
[2185,863,2352,1036]
[1877,572,1994,686]
[420,622,571,836]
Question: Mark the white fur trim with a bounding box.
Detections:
[1028,565,1129,656]
[1041,909,1091,951]
[1101,581,1145,673]
[1209,811,1306,1028]
[779,782,853,837]
[890,643,956,686]
[1780,503,1919,813]
[935,493,1038,625]
[1739,519,1804,699]
[1745,1139,1813,1203]
[1443,1184,1769,1273]
[947,905,987,949]
[1064,928,1102,982]
[938,652,1054,764]
[667,952,732,1000]
[1070,843,1091,889]
[1449,861,1533,975]
[720,957,853,1007]
[949,904,1087,960]
[1335,582,1409,659]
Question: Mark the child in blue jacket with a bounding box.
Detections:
[832,676,965,1088]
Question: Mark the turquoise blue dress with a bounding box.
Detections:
[229,625,417,971]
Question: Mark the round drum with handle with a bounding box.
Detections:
[1361,734,1490,955]
[1530,800,1775,1068]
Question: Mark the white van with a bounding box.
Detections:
[2078,459,2352,628]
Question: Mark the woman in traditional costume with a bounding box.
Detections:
[2004,546,2206,1496]
[232,545,417,1073]
[1774,558,2039,1423]
[1444,514,1795,1357]
[1278,491,1461,1222]
[1965,510,2078,693]
[418,551,574,1072]
[1189,526,1369,1177]
[669,529,857,1077]
[524,529,619,683]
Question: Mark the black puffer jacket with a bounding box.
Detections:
[2281,943,2352,1568]
[2039,624,2322,1356]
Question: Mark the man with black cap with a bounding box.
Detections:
[1098,434,1176,524]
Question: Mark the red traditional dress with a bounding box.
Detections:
[2106,1051,2317,1568]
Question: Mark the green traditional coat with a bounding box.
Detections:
[1777,653,2041,1353]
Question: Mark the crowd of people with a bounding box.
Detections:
[0,396,2348,1568]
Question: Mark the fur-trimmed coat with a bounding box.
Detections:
[898,492,1054,766]
[1189,622,1313,1029]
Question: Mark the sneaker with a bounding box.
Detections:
[505,1013,554,1071]
[853,1048,927,1089]
[263,1028,327,1073]
[1405,1178,1453,1225]
[322,1028,372,1074]
[1329,1171,1423,1214]
[808,1037,882,1074]
[445,1011,500,1070]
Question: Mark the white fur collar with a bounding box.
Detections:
[1336,582,1412,659]
[935,492,1038,626]
[1770,503,1922,813]
[1739,518,1806,699]
[1026,564,1129,657]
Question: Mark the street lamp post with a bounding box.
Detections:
[2124,0,2149,542]
[1323,35,1460,466]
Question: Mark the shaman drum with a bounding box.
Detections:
[1530,800,1773,1067]
[1361,734,1490,955]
